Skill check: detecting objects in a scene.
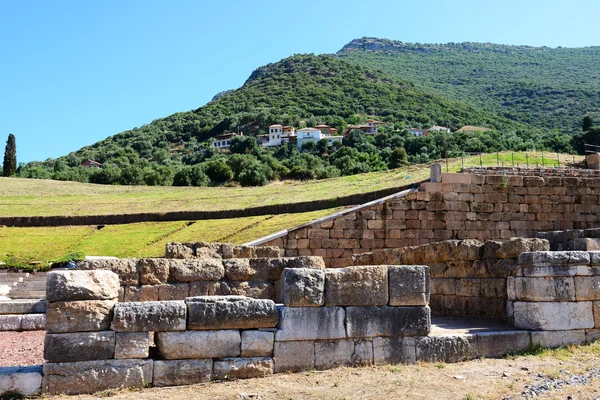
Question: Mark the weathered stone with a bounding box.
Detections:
[0,365,42,397]
[249,258,286,281]
[476,331,531,358]
[21,314,46,331]
[77,258,139,286]
[115,332,149,359]
[594,301,600,328]
[509,277,575,302]
[520,265,591,277]
[531,330,587,348]
[233,245,255,258]
[518,251,590,267]
[46,270,119,302]
[216,281,275,299]
[325,266,388,306]
[571,238,600,251]
[590,252,600,266]
[481,240,503,259]
[44,331,115,362]
[153,360,212,387]
[273,341,315,373]
[123,285,159,302]
[224,259,258,281]
[138,258,170,285]
[388,266,430,306]
[514,301,594,330]
[194,242,222,258]
[373,337,416,365]
[495,238,550,259]
[255,246,281,258]
[0,300,46,315]
[275,306,345,341]
[156,330,241,359]
[42,359,153,395]
[241,331,274,357]
[169,259,225,282]
[0,315,22,331]
[186,296,278,330]
[46,299,115,333]
[221,243,234,258]
[315,339,373,369]
[586,329,600,343]
[158,283,189,301]
[415,336,477,363]
[574,276,600,300]
[111,301,186,332]
[480,278,507,298]
[213,357,274,379]
[280,268,324,306]
[285,256,326,270]
[346,306,430,338]
[188,281,220,296]
[165,242,195,259]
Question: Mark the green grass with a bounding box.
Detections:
[0,152,582,218]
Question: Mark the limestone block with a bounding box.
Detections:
[456,279,481,297]
[194,242,223,258]
[46,270,119,302]
[431,279,457,296]
[158,283,189,301]
[0,300,46,315]
[221,243,234,258]
[389,266,429,306]
[156,330,241,359]
[325,266,388,306]
[111,301,186,332]
[531,330,587,348]
[476,331,531,358]
[285,256,326,270]
[169,259,225,282]
[518,251,590,267]
[0,365,42,397]
[273,341,315,373]
[165,242,195,259]
[572,238,600,251]
[509,277,575,302]
[224,259,262,281]
[590,252,600,266]
[241,331,274,357]
[574,276,600,300]
[373,337,416,365]
[46,299,115,333]
[520,265,591,277]
[280,268,324,306]
[594,301,600,328]
[255,246,281,258]
[153,359,212,387]
[248,258,286,281]
[188,281,221,296]
[216,281,275,299]
[42,359,153,395]
[21,314,46,331]
[0,315,22,331]
[315,339,373,369]
[138,258,170,285]
[495,238,550,259]
[44,331,115,362]
[186,296,278,330]
[346,306,430,338]
[480,278,507,298]
[233,245,255,258]
[77,258,139,286]
[123,285,159,302]
[513,301,594,330]
[415,336,477,363]
[586,329,600,343]
[115,332,149,359]
[213,357,274,379]
[275,306,345,341]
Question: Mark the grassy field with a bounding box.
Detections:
[0,152,581,217]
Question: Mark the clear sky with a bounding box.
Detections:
[1,0,598,163]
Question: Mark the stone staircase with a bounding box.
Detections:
[7,273,47,300]
[0,272,29,298]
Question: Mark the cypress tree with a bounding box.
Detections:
[3,134,17,177]
[583,115,594,131]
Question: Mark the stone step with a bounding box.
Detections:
[9,291,46,299]
[0,272,29,279]
[0,299,46,314]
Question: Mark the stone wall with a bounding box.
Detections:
[537,228,600,251]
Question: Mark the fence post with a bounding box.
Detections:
[430,163,442,183]
[557,154,560,167]
[496,152,499,166]
[526,153,529,168]
[512,153,514,167]
[480,153,483,168]
[542,153,545,167]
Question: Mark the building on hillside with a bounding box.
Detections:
[212,132,242,150]
[80,159,103,168]
[408,128,428,137]
[256,134,270,147]
[296,127,343,149]
[429,125,451,133]
[457,125,490,133]
[343,119,385,136]
[314,124,339,136]
[265,124,297,146]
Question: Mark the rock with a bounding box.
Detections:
[513,301,594,330]
[77,258,139,286]
[373,337,416,365]
[314,339,373,370]
[115,332,149,359]
[481,240,503,259]
[224,259,259,281]
[255,246,281,258]
[285,256,326,270]
[42,359,153,395]
[0,315,22,331]
[0,300,46,315]
[530,330,587,348]
[275,306,346,341]
[21,314,46,330]
[388,266,429,306]
[574,276,600,300]
[186,296,278,330]
[233,246,255,258]
[44,331,115,362]
[158,283,189,301]
[508,277,575,302]
[111,301,186,332]
[0,365,43,397]
[213,358,274,379]
[346,306,430,338]
[241,331,274,357]
[273,341,315,373]
[46,270,120,302]
[153,360,212,387]
[476,331,531,358]
[165,242,195,259]
[138,258,170,285]
[415,336,477,363]
[123,285,159,302]
[156,330,241,359]
[249,258,286,281]
[194,242,222,258]
[169,259,225,282]
[221,243,234,258]
[46,299,116,333]
[325,266,388,306]
[518,251,591,267]
[495,238,550,259]
[280,268,325,307]
[216,281,275,299]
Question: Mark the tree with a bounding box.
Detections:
[3,134,16,177]
[229,136,258,154]
[388,147,409,169]
[204,159,233,183]
[583,115,594,131]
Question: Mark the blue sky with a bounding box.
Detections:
[1,0,598,163]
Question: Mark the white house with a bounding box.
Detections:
[409,128,427,137]
[212,132,242,149]
[296,128,343,149]
[265,124,296,146]
[429,125,451,133]
[343,119,385,136]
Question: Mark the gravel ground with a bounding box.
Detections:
[0,330,45,367]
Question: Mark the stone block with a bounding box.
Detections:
[21,314,46,331]
[275,306,346,341]
[241,330,274,357]
[153,359,212,387]
[216,281,275,299]
[44,331,115,362]
[156,330,241,359]
[325,266,388,306]
[248,258,287,281]
[46,299,116,333]
[518,251,590,267]
[575,276,600,300]
[42,359,153,395]
[520,265,591,277]
[165,242,195,259]
[224,259,259,281]
[46,270,119,302]
[415,336,477,363]
[115,332,149,359]
[273,341,315,373]
[255,246,281,258]
[587,329,600,343]
[431,279,457,295]
[123,285,159,302]
[78,258,139,286]
[509,277,575,302]
[456,279,481,297]
[513,301,594,330]
[0,315,22,331]
[594,301,600,328]
[480,278,507,298]
[0,365,42,397]
[388,266,429,306]
[213,357,274,379]
[476,331,531,358]
[495,238,550,259]
[315,339,373,369]
[285,256,326,270]
[138,258,170,285]
[158,283,189,300]
[186,296,278,330]
[169,259,225,282]
[531,330,587,348]
[346,306,430,338]
[280,268,324,306]
[373,337,416,365]
[111,301,186,332]
[0,300,46,315]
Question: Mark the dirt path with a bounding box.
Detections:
[0,330,44,367]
